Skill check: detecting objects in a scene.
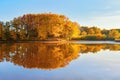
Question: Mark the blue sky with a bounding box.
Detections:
[0,0,120,29]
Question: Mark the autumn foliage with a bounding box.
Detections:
[0,13,80,41]
[0,13,120,41]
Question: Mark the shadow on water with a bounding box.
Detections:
[0,42,120,70]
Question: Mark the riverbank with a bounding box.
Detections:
[71,40,120,44]
[0,40,68,44]
[0,40,120,44]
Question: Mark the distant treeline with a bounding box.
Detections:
[0,13,120,41]
[75,26,120,40]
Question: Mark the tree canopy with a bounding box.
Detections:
[0,13,120,41]
[11,13,80,40]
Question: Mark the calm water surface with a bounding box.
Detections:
[0,42,120,80]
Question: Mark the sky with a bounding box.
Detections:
[0,0,120,29]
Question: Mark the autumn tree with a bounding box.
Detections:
[12,13,80,40]
[88,28,95,35]
[3,22,12,40]
[109,29,120,40]
[0,22,3,40]
[9,30,17,40]
[1,13,120,41]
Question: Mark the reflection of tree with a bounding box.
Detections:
[0,43,120,70]
[77,44,120,54]
[0,43,79,70]
[78,44,105,53]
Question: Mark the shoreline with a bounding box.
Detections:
[0,40,120,44]
[71,40,120,44]
[0,40,69,44]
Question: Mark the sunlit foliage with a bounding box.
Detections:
[11,13,80,40]
[0,13,120,41]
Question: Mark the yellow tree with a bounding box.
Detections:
[19,29,26,40]
[109,29,120,40]
[71,22,80,38]
[12,13,80,40]
[88,28,95,35]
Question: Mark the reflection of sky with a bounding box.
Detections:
[0,50,120,80]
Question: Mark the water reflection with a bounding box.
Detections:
[0,42,120,70]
